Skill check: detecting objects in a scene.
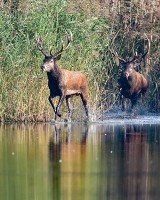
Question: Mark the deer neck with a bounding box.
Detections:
[47,64,62,82]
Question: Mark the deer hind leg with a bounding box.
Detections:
[122,96,127,111]
[131,97,137,110]
[80,93,89,118]
[66,96,72,121]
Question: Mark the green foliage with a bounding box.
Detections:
[0,0,160,122]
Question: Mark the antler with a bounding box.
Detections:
[36,37,50,57]
[131,33,150,64]
[110,31,126,64]
[109,48,126,63]
[141,33,150,58]
[110,32,150,67]
[50,31,72,58]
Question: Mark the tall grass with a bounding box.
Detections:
[0,0,160,122]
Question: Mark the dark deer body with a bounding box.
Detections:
[118,60,149,110]
[112,34,150,111]
[37,32,89,121]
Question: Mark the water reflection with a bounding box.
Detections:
[0,123,160,200]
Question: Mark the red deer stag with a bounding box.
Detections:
[36,32,89,121]
[112,34,150,111]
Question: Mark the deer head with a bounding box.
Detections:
[36,31,72,72]
[111,33,150,79]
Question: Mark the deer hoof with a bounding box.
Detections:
[56,112,62,117]
[67,117,72,123]
[51,118,56,124]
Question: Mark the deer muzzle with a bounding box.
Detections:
[41,65,45,72]
[124,72,130,79]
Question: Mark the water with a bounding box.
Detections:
[0,119,160,200]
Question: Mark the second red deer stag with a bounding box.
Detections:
[36,32,89,121]
[112,34,150,111]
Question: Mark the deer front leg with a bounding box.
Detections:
[55,94,65,120]
[48,96,56,114]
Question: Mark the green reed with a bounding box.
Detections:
[0,0,159,122]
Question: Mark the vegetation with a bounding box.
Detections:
[1,0,160,122]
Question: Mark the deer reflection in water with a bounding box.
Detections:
[48,124,89,199]
[123,124,149,200]
[46,123,160,200]
[49,124,88,161]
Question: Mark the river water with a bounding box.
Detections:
[0,117,160,200]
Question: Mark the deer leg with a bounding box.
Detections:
[80,94,89,118]
[48,96,56,114]
[55,95,65,118]
[119,93,122,107]
[122,96,126,111]
[131,97,137,110]
[66,96,72,121]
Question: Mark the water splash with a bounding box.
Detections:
[50,104,160,124]
[99,105,160,125]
